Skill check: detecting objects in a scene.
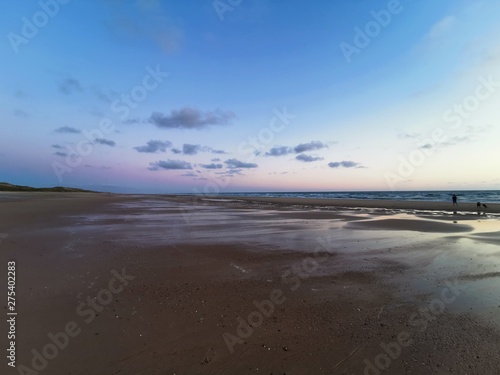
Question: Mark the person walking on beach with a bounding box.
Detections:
[452,194,458,206]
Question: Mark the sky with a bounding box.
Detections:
[1,0,500,193]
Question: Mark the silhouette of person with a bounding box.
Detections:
[452,194,458,206]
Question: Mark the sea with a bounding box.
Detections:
[215,190,500,203]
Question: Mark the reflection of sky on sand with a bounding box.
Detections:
[446,238,500,318]
[353,216,500,328]
[392,237,500,328]
[64,198,500,327]
[340,213,500,326]
[67,200,499,253]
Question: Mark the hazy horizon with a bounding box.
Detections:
[3,180,500,196]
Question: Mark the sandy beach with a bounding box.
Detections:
[1,192,500,374]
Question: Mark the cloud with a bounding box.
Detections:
[328,160,362,168]
[134,140,172,153]
[180,172,198,177]
[216,168,244,176]
[211,158,221,162]
[441,136,470,146]
[294,141,328,153]
[149,159,193,170]
[171,148,182,154]
[52,144,64,149]
[55,126,81,134]
[104,0,183,54]
[265,141,328,156]
[211,149,227,154]
[427,16,456,40]
[225,158,258,168]
[296,154,323,162]
[54,151,67,157]
[475,46,500,68]
[58,78,84,95]
[180,144,224,155]
[265,146,292,156]
[200,163,223,169]
[149,107,235,129]
[94,138,116,147]
[123,118,142,124]
[419,143,433,149]
[14,109,29,117]
[419,136,470,150]
[84,164,112,170]
[91,86,114,103]
[415,15,457,54]
[227,169,243,175]
[183,144,203,155]
[398,132,420,139]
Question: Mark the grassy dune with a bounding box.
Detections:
[0,182,95,193]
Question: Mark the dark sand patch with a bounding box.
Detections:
[346,218,474,233]
[459,272,500,281]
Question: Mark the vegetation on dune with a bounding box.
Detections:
[0,182,96,193]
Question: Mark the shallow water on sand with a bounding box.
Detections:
[63,198,500,328]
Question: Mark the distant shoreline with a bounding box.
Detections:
[189,190,500,204]
[2,187,499,211]
[156,194,500,215]
[2,190,497,214]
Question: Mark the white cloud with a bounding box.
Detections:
[427,16,456,40]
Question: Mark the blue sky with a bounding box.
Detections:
[1,0,499,193]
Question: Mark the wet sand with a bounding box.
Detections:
[1,193,500,374]
[198,195,500,214]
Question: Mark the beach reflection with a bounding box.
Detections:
[62,197,500,329]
